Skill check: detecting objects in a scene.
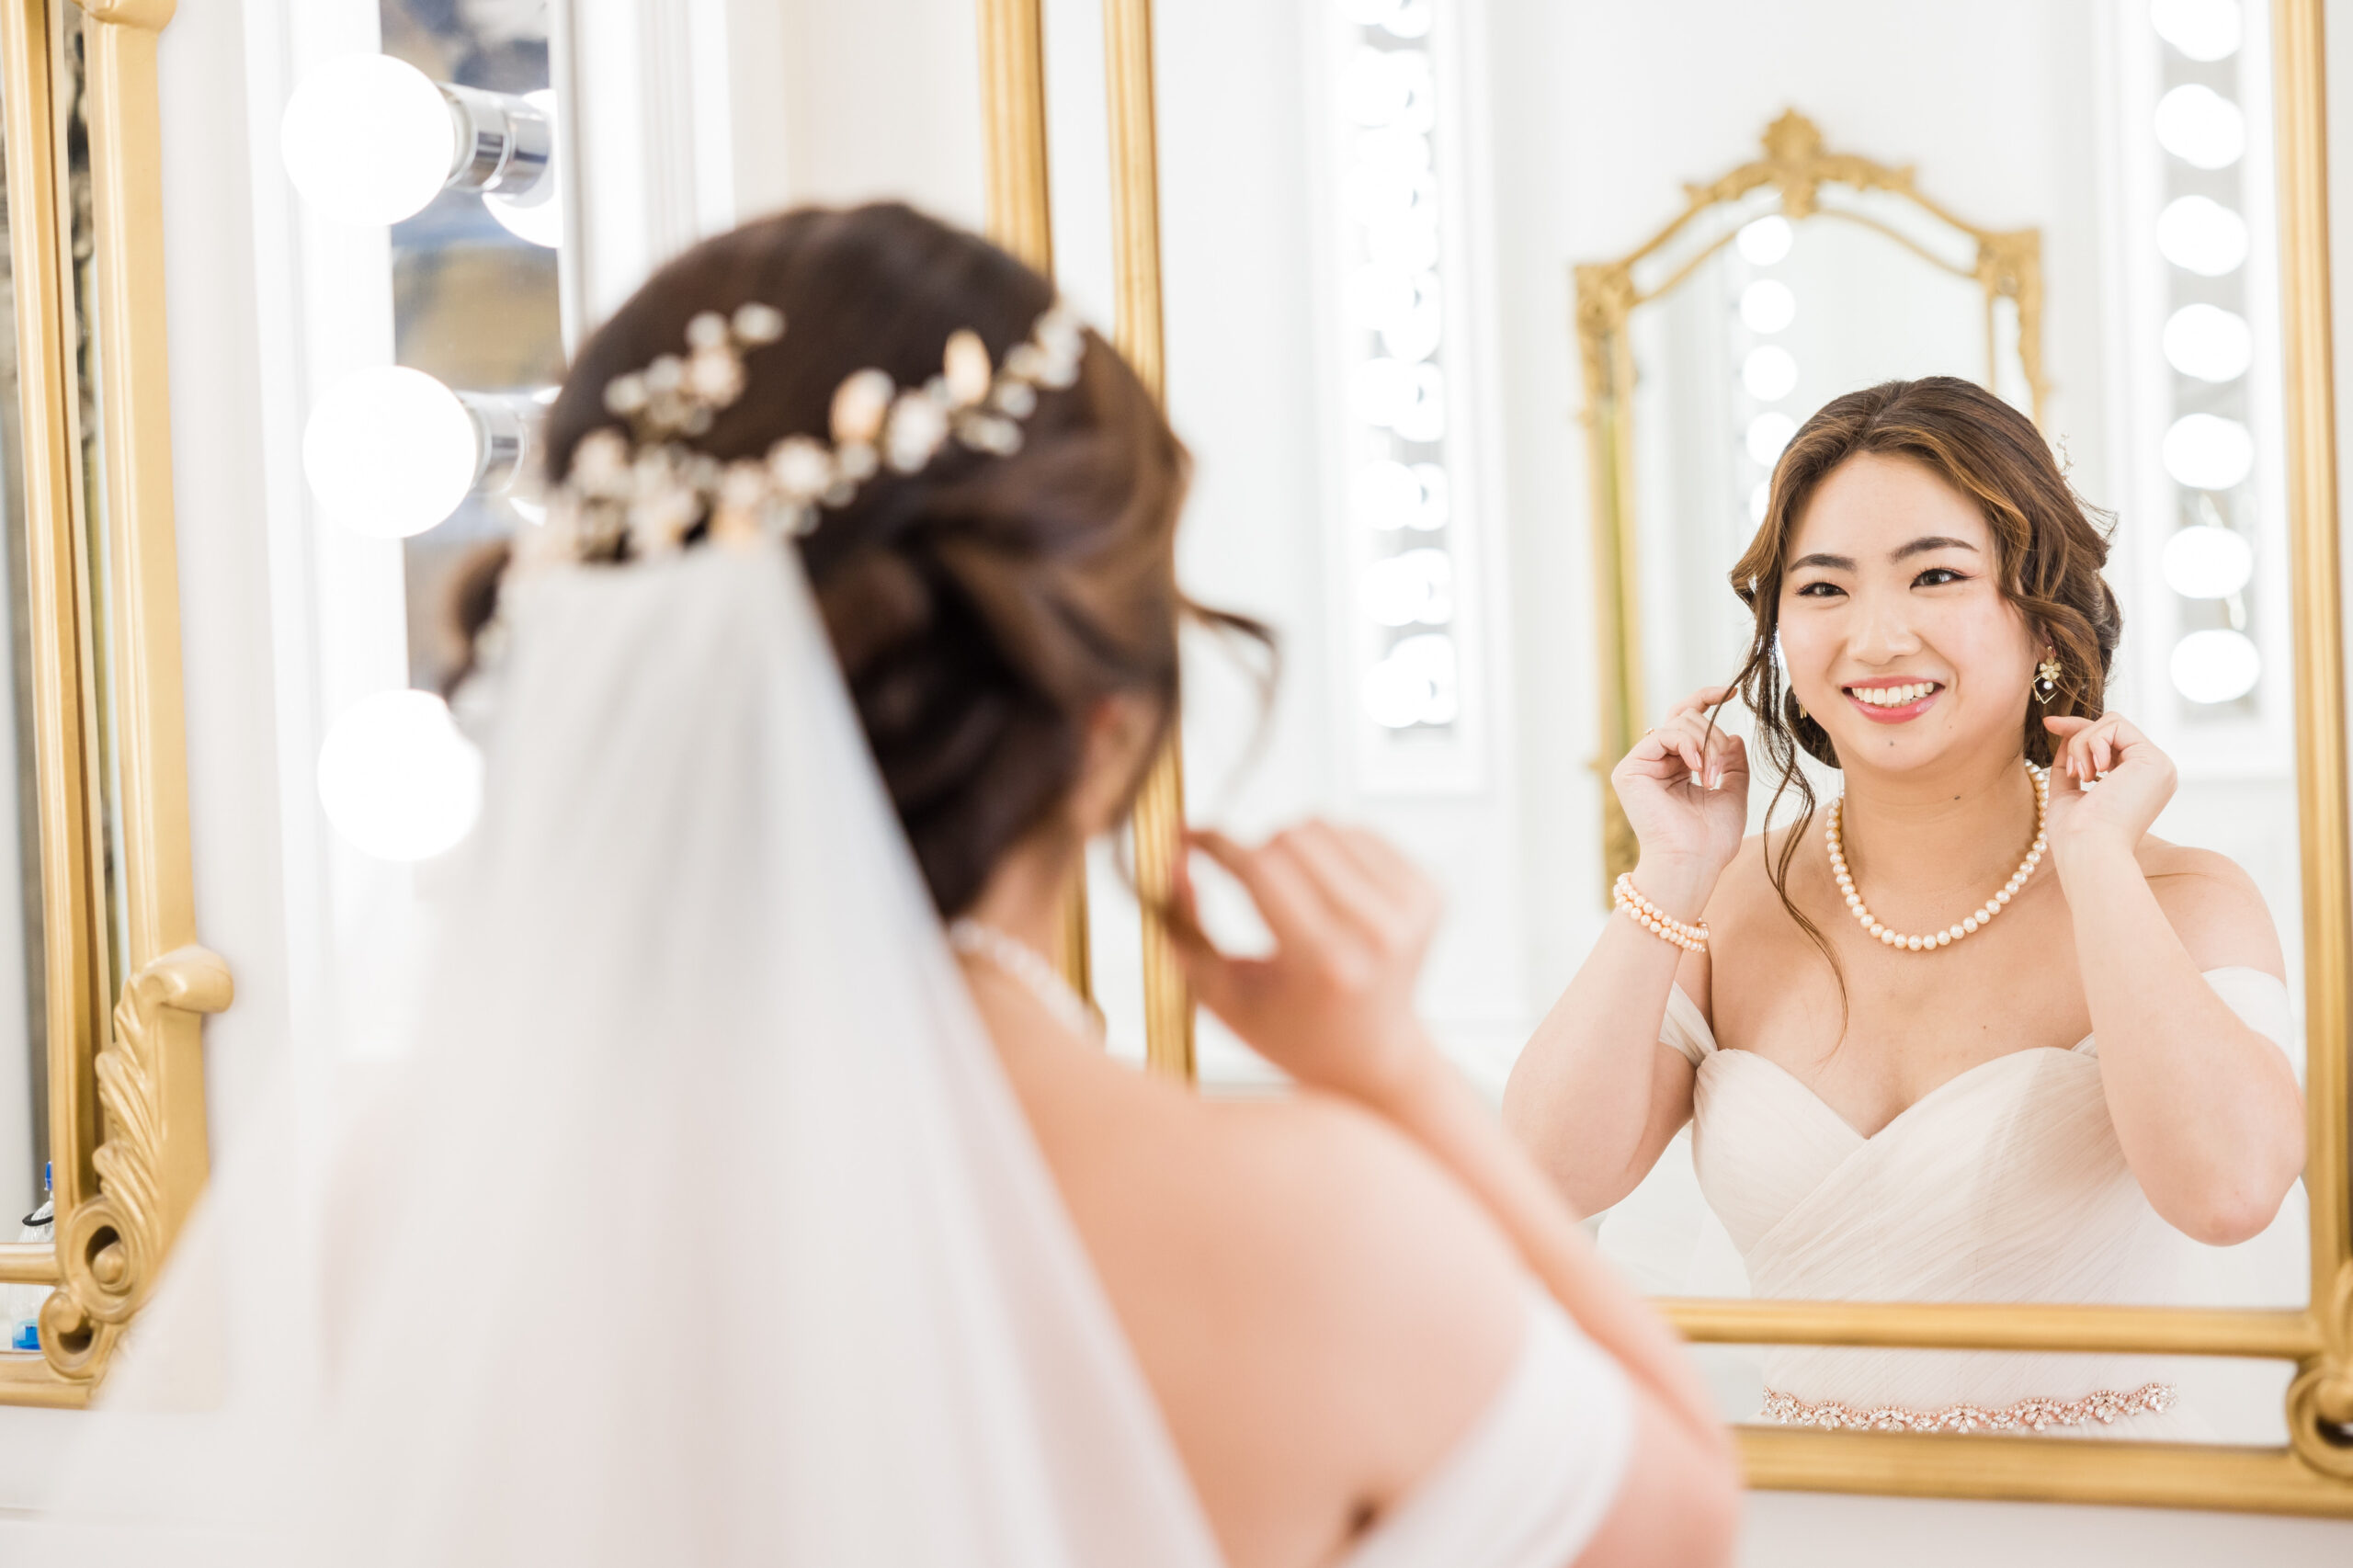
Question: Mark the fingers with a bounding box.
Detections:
[1639,710,1745,790]
[1184,822,1438,971]
[1187,829,1337,956]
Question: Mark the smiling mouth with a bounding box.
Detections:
[1843,681,1943,721]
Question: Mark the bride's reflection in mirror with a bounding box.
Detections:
[1503,377,2304,1437]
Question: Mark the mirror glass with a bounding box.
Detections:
[0,1,77,1356]
[1130,0,2312,1445]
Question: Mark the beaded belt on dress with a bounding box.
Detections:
[1760,1381,2176,1434]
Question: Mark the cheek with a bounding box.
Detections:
[1928,595,2037,690]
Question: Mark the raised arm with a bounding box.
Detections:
[2044,713,2305,1244]
[1168,822,1739,1505]
[1501,687,1748,1214]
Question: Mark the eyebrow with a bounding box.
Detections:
[1891,535,1980,561]
[1789,536,1981,574]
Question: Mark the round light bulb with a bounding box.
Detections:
[1737,215,1793,267]
[1748,481,1771,526]
[1363,548,1454,628]
[1361,632,1458,729]
[1745,411,1797,468]
[2162,303,2254,381]
[304,367,483,538]
[280,55,458,226]
[1741,278,1796,335]
[2169,628,2261,703]
[1742,344,1799,402]
[317,689,484,861]
[2156,196,2249,276]
[2161,525,2255,598]
[2162,412,2255,492]
[2154,84,2246,170]
[2150,0,2243,61]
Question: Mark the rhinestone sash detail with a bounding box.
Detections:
[1759,1381,2177,1434]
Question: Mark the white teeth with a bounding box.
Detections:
[1850,682,1937,707]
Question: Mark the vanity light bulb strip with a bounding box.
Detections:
[1612,872,1710,953]
[1829,760,2047,952]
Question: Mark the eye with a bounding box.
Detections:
[1794,580,1845,599]
[1913,566,1968,587]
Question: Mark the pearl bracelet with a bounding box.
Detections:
[1612,872,1709,954]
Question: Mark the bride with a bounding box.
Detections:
[28,204,1733,1565]
[1504,376,2304,1437]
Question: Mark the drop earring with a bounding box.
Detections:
[2035,654,2062,702]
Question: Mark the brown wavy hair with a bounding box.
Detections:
[453,202,1267,915]
[1725,376,2121,976]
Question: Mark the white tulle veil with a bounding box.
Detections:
[22,540,1222,1567]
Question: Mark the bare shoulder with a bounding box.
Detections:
[1187,1090,1529,1358]
[2135,835,2287,979]
[1008,1056,1534,1557]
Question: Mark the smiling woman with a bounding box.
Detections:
[1504,375,2305,1439]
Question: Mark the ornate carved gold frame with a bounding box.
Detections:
[1031,0,2353,1518]
[0,0,226,1407]
[1575,108,2048,890]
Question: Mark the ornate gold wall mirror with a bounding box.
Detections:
[1576,109,2048,887]
[1047,0,2353,1520]
[0,0,224,1408]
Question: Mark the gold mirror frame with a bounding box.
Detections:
[1574,108,2047,892]
[986,0,2353,1511]
[1556,20,2353,1515]
[0,0,226,1408]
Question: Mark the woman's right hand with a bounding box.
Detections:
[1168,821,1445,1109]
[1609,685,1748,918]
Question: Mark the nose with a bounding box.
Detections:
[1846,582,1924,667]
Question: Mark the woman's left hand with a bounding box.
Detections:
[2042,712,2177,868]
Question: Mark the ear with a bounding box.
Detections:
[1064,693,1164,839]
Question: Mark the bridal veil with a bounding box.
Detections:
[23,539,1223,1566]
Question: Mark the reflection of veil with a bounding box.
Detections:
[25,541,1222,1567]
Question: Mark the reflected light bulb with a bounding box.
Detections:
[317,689,484,862]
[1737,215,1793,267]
[1361,632,1458,729]
[1745,412,1797,468]
[2150,0,2243,62]
[1742,345,1799,402]
[304,367,483,538]
[2154,84,2246,169]
[2155,196,2249,276]
[2162,412,2255,492]
[2162,303,2253,381]
[2161,525,2254,599]
[2169,628,2260,703]
[1740,278,1796,335]
[280,54,458,225]
[1748,481,1772,526]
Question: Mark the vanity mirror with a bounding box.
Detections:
[1004,0,2353,1517]
[0,0,224,1407]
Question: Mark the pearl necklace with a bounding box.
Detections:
[1826,761,2048,953]
[947,917,1103,1040]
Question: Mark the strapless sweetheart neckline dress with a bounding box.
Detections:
[1658,966,2295,1437]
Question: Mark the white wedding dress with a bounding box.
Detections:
[1658,967,2295,1437]
[22,540,1630,1566]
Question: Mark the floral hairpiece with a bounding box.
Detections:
[526,297,1087,567]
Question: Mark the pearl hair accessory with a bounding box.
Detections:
[1612,872,1710,954]
[1828,759,2048,952]
[524,296,1087,569]
[947,918,1103,1041]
